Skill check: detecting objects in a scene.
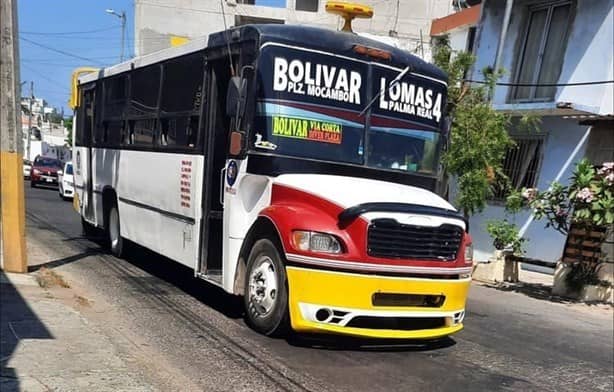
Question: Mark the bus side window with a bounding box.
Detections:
[123,120,135,145]
[75,91,86,146]
[77,87,95,147]
[129,65,160,116]
[159,53,204,148]
[103,120,123,146]
[132,119,156,146]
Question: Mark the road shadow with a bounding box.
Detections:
[286,333,456,352]
[100,241,469,348]
[0,270,53,391]
[28,248,103,273]
[116,241,244,319]
[29,184,59,191]
[482,282,594,305]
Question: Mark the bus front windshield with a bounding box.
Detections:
[253,45,445,176]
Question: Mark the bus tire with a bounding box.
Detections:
[244,238,289,337]
[106,204,124,257]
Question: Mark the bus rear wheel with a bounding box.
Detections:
[106,204,124,258]
[244,239,289,337]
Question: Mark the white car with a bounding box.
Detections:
[23,159,32,178]
[58,162,74,200]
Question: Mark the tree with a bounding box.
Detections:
[64,116,73,147]
[432,36,513,217]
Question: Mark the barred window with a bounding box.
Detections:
[492,135,546,199]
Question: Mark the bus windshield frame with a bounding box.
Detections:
[248,43,447,179]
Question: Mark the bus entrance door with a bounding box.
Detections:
[82,88,96,223]
[199,58,232,282]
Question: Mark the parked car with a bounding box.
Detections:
[58,161,74,200]
[30,156,62,188]
[23,159,32,179]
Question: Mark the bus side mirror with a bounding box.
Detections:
[228,131,245,157]
[226,76,247,119]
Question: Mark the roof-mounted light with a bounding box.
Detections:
[353,45,392,60]
[326,1,374,33]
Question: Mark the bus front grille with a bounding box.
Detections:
[367,219,463,261]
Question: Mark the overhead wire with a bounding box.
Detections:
[21,63,71,91]
[20,37,107,65]
[22,55,119,61]
[20,26,120,35]
[465,79,614,87]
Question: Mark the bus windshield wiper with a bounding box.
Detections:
[359,66,411,118]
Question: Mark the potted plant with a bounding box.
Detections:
[486,220,525,255]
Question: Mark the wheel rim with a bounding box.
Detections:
[248,256,278,317]
[109,208,120,248]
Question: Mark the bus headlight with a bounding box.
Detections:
[292,231,343,254]
[464,243,474,263]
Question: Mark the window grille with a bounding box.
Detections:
[492,135,545,200]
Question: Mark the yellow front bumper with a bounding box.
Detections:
[286,266,471,339]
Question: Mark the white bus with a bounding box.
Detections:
[70,22,473,339]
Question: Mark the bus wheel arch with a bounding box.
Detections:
[234,216,285,296]
[238,217,290,337]
[102,187,124,257]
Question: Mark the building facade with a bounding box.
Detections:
[134,0,454,56]
[466,0,613,265]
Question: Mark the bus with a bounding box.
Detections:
[70,21,473,340]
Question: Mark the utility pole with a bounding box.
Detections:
[0,0,28,272]
[106,9,127,62]
[27,81,33,161]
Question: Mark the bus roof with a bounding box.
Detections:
[213,25,447,83]
[79,24,447,85]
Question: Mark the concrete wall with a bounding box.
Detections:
[448,28,470,53]
[472,0,613,115]
[134,0,453,56]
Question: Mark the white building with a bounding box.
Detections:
[134,0,455,57]
[21,96,70,162]
[458,0,613,266]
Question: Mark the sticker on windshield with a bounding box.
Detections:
[272,115,342,145]
[254,133,278,150]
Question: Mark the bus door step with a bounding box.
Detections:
[197,270,223,286]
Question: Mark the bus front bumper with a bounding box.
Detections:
[286,266,471,339]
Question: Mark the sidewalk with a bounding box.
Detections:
[1,259,157,391]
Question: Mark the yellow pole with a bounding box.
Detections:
[1,0,28,273]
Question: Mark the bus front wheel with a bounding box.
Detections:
[106,204,124,258]
[244,239,289,337]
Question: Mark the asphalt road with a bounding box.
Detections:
[24,184,614,391]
